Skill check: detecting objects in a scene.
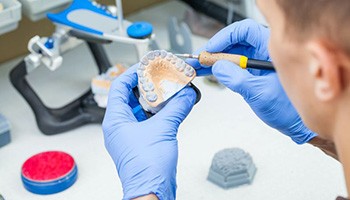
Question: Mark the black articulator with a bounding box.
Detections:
[10,33,111,135]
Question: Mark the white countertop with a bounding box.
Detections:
[0,1,347,199]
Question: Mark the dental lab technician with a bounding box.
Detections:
[102,0,350,199]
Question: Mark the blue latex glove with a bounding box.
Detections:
[187,19,317,144]
[190,46,213,76]
[102,64,196,199]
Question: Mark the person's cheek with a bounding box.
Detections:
[269,36,300,106]
[269,31,319,133]
[268,35,283,71]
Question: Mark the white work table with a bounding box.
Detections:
[0,1,347,199]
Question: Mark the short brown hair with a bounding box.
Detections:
[277,0,350,54]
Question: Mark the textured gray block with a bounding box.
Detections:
[0,114,11,148]
[207,148,256,189]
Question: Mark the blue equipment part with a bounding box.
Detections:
[47,0,117,36]
[21,165,78,195]
[46,0,152,45]
[44,38,54,49]
[127,22,153,39]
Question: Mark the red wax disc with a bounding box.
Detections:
[21,151,75,182]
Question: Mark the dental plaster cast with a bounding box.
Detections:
[137,50,196,113]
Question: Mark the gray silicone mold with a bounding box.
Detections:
[207,148,256,189]
[0,114,11,148]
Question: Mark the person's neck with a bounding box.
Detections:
[334,96,350,193]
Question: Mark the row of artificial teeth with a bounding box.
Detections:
[138,53,158,102]
[140,50,168,66]
[137,67,157,102]
[184,65,195,77]
[141,50,194,75]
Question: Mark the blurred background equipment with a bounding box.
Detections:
[0,0,21,35]
[0,0,164,64]
[0,114,11,148]
[9,0,156,135]
[181,0,266,26]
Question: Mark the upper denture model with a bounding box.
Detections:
[137,50,196,113]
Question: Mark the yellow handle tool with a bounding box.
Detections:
[176,51,274,70]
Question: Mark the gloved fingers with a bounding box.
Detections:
[103,64,139,127]
[225,44,256,58]
[226,43,271,61]
[219,45,272,77]
[186,46,205,69]
[247,68,275,76]
[152,86,197,129]
[212,60,255,98]
[223,45,268,76]
[284,117,318,145]
[186,46,213,76]
[195,68,212,76]
[128,91,148,122]
[206,19,268,53]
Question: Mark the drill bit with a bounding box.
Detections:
[175,54,199,59]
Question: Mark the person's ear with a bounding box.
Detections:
[306,41,341,102]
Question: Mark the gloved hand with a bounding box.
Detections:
[187,19,316,144]
[102,64,196,199]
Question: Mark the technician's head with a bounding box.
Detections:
[257,0,350,140]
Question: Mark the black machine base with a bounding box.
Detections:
[10,42,109,135]
[10,60,105,135]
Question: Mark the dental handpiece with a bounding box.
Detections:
[176,51,275,70]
